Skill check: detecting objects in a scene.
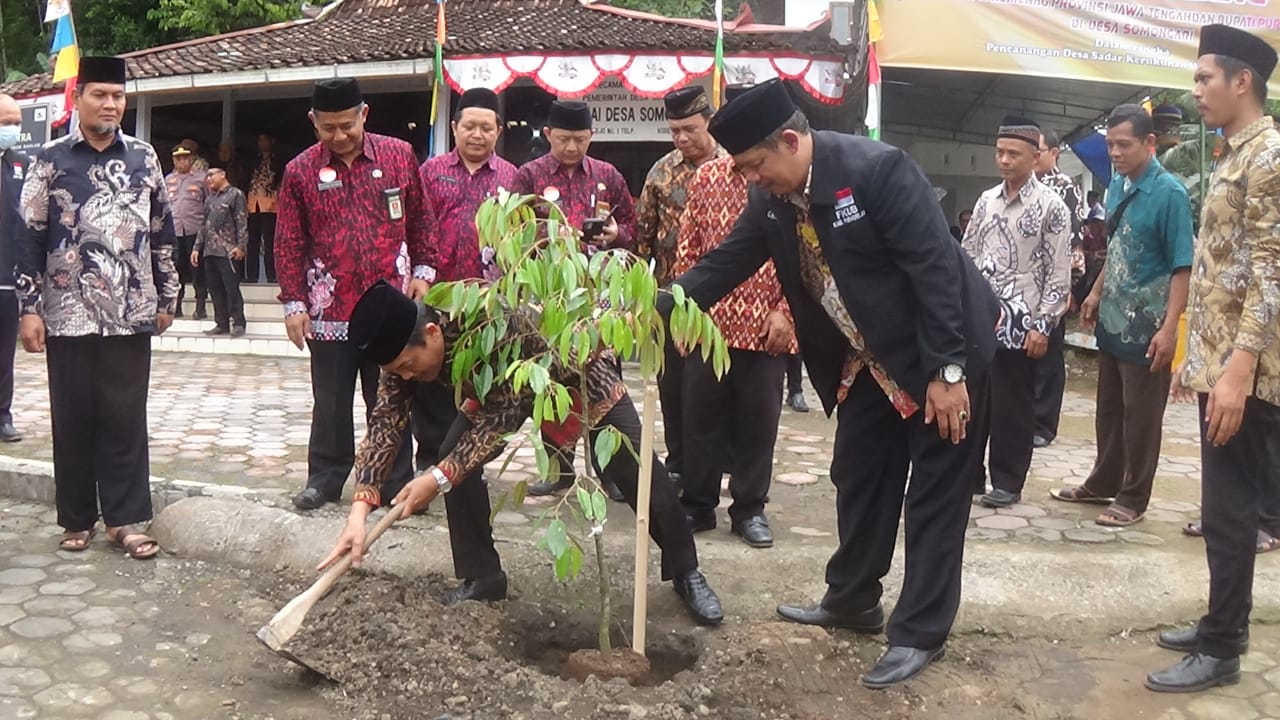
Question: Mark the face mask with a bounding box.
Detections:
[0,126,20,150]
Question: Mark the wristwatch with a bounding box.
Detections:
[937,364,965,385]
[428,466,453,494]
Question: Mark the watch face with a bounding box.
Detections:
[944,365,963,383]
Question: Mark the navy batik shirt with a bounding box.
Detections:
[15,127,179,337]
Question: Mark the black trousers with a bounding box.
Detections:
[786,354,804,396]
[971,348,1036,495]
[411,380,458,472]
[821,368,984,649]
[245,212,276,282]
[444,394,699,582]
[304,340,414,501]
[0,290,16,425]
[658,336,685,475]
[681,349,784,523]
[47,334,152,532]
[1032,320,1066,441]
[1196,395,1280,659]
[176,234,207,307]
[203,256,245,329]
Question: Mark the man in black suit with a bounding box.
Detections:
[0,94,26,443]
[666,80,998,689]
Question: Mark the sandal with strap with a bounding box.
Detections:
[1096,503,1144,527]
[1184,521,1204,537]
[58,528,95,552]
[107,524,160,560]
[1049,485,1113,505]
[1258,531,1280,554]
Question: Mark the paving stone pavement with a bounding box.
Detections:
[0,352,1211,548]
[2,496,1280,720]
[0,500,331,720]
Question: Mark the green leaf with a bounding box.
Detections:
[544,519,569,558]
[488,492,508,524]
[576,487,594,519]
[554,548,573,582]
[529,364,550,395]
[593,428,618,471]
[534,442,550,480]
[513,479,528,508]
[671,283,686,306]
[476,363,494,402]
[591,490,608,522]
[481,324,496,355]
[568,543,584,578]
[555,385,572,422]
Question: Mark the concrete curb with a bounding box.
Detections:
[0,453,287,515]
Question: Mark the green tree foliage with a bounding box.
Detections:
[426,191,727,651]
[148,0,302,38]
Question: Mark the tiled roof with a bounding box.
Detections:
[2,0,841,97]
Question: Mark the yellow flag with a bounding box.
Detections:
[868,0,883,43]
[53,44,79,84]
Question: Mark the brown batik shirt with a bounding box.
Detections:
[350,308,627,507]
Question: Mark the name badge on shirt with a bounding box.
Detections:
[438,175,459,184]
[317,166,342,192]
[12,164,22,180]
[831,188,866,229]
[384,187,404,221]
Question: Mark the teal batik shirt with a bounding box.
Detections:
[1096,157,1195,366]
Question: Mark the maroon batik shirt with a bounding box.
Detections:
[275,133,435,341]
[512,154,636,252]
[420,149,517,282]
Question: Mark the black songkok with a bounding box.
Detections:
[350,280,420,365]
[1198,24,1277,84]
[78,56,126,85]
[664,86,710,119]
[312,77,364,113]
[458,87,501,117]
[547,100,592,131]
[998,115,1042,148]
[707,79,796,155]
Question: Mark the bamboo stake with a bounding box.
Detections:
[631,382,658,655]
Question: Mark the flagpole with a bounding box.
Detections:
[711,0,724,109]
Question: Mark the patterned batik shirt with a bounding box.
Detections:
[1037,165,1087,286]
[676,156,795,354]
[349,309,628,507]
[636,146,726,286]
[786,171,919,419]
[275,133,436,341]
[196,185,248,259]
[962,175,1072,349]
[512,154,636,253]
[15,127,179,337]
[419,149,517,282]
[1182,116,1280,406]
[165,169,207,237]
[1096,157,1194,366]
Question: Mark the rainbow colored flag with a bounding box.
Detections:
[48,4,79,127]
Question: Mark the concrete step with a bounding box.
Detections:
[178,301,281,322]
[169,319,287,337]
[152,331,307,358]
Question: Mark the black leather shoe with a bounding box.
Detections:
[0,423,22,443]
[686,511,716,533]
[230,325,246,337]
[861,646,945,689]
[193,305,208,320]
[776,602,884,634]
[1032,434,1052,449]
[204,326,230,336]
[732,515,773,548]
[1157,626,1249,655]
[526,478,573,496]
[788,392,810,413]
[1145,653,1241,693]
[980,488,1021,508]
[602,480,626,503]
[292,487,329,510]
[669,472,684,493]
[440,572,508,606]
[673,570,723,626]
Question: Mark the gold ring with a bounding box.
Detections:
[958,411,969,422]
